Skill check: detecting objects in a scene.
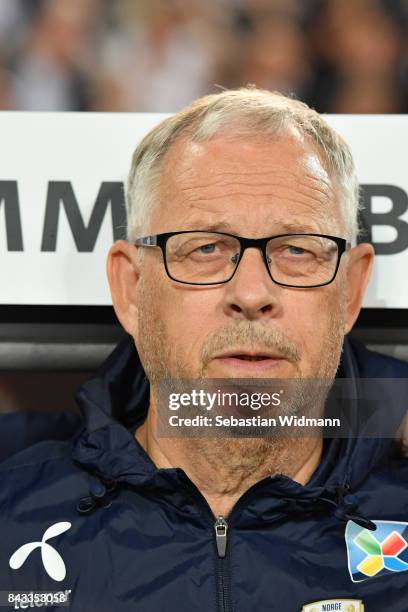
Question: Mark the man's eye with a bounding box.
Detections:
[288,246,306,255]
[198,243,216,254]
[287,246,309,256]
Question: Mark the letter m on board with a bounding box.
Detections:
[41,181,125,252]
[0,181,23,251]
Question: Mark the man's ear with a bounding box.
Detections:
[344,242,375,334]
[107,240,141,338]
[396,412,408,458]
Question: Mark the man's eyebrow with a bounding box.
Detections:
[276,220,321,234]
[187,221,235,232]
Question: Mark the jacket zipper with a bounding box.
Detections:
[184,476,275,612]
[214,516,231,612]
[214,516,228,558]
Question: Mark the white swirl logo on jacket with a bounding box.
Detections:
[9,522,71,582]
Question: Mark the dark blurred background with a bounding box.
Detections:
[1,0,408,419]
[1,0,408,114]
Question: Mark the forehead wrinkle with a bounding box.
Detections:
[178,167,331,191]
[296,180,334,207]
[179,181,327,200]
[159,173,338,230]
[177,181,333,213]
[175,166,335,207]
[182,198,329,227]
[302,170,334,193]
[179,194,330,215]
[178,166,303,188]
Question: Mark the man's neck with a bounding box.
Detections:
[135,410,323,518]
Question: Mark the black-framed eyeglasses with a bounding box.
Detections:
[133,231,351,288]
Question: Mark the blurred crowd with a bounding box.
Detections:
[0,0,408,113]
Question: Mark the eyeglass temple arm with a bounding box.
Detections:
[134,235,158,246]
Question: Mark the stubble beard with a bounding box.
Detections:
[136,275,346,478]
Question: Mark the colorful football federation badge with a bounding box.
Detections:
[345,520,408,583]
[301,601,364,612]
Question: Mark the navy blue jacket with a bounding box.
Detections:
[0,336,407,611]
[0,411,81,463]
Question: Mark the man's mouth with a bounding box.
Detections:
[213,350,285,361]
[232,354,274,361]
[209,350,288,371]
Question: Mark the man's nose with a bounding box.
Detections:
[222,247,282,320]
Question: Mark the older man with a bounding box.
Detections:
[0,89,407,612]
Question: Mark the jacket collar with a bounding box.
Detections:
[71,334,405,505]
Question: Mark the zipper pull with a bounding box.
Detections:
[214,516,228,558]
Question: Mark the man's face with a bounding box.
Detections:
[132,133,352,385]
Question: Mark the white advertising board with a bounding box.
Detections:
[0,112,407,307]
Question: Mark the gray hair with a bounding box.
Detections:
[126,87,361,242]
